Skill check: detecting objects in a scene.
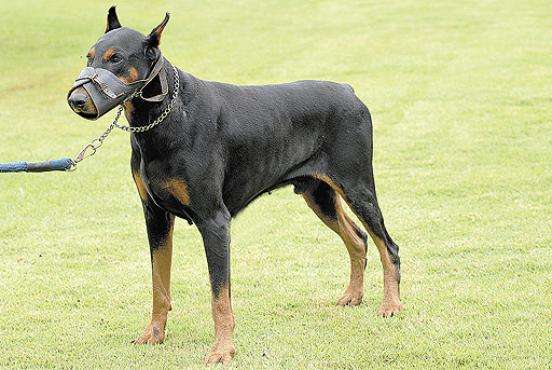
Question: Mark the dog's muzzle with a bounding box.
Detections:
[67,56,168,120]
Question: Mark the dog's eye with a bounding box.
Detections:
[110,54,123,63]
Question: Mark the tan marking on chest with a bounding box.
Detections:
[132,171,148,201]
[123,100,134,121]
[163,178,190,205]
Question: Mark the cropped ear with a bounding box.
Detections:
[105,6,122,33]
[145,13,170,50]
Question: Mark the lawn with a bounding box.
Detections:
[0,0,550,368]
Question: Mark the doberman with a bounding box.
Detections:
[67,7,402,365]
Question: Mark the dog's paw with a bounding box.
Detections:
[204,341,236,366]
[337,290,363,306]
[132,323,165,345]
[378,301,403,317]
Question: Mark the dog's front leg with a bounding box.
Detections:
[197,209,235,365]
[132,201,175,345]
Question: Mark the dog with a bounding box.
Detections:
[68,7,402,365]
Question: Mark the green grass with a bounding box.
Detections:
[1,0,551,368]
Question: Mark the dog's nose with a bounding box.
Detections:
[69,93,88,109]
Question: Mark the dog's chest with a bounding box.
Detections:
[142,169,191,213]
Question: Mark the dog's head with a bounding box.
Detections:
[68,6,169,119]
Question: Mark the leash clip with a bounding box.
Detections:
[73,141,99,164]
[70,140,100,170]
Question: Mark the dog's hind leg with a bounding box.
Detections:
[302,180,368,306]
[327,174,403,317]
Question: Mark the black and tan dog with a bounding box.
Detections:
[68,7,402,365]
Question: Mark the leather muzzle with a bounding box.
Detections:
[68,56,168,120]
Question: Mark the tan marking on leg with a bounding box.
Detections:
[312,173,347,198]
[205,285,236,365]
[119,66,139,84]
[133,220,175,344]
[367,231,403,317]
[303,189,366,306]
[102,47,116,62]
[163,178,190,205]
[335,197,366,306]
[132,172,148,201]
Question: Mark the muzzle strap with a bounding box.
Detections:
[68,55,169,119]
[139,57,168,102]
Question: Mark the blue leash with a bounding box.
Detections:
[0,158,73,173]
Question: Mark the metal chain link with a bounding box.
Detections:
[71,106,122,166]
[70,65,180,169]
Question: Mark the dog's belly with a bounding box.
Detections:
[220,121,325,214]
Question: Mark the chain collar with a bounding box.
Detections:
[114,65,180,133]
[71,65,180,168]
